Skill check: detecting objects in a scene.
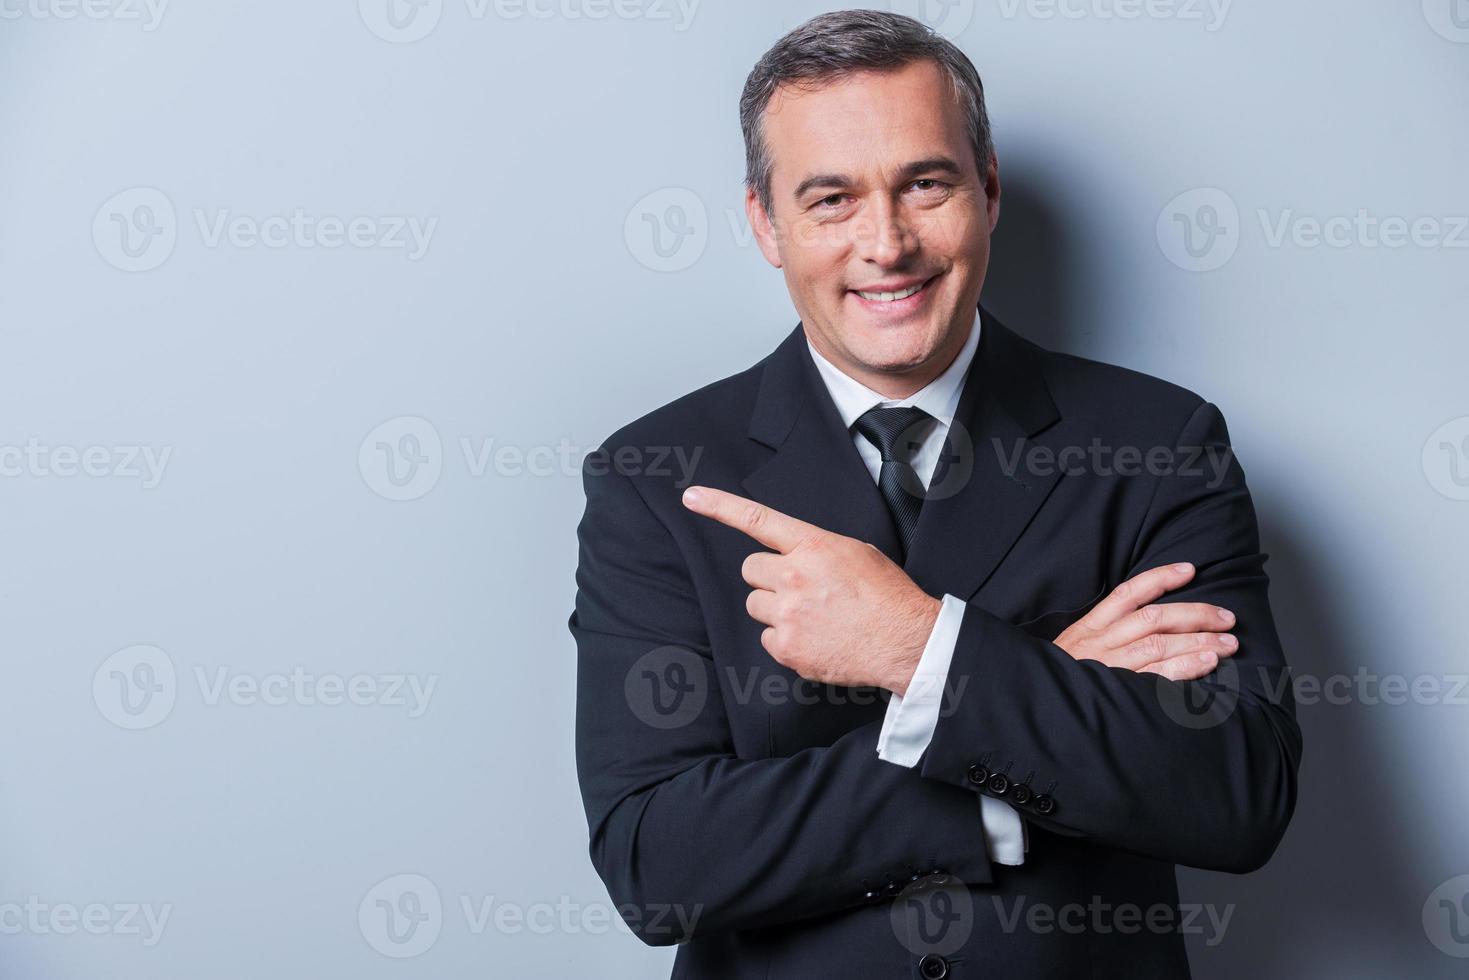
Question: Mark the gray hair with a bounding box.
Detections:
[739,9,994,216]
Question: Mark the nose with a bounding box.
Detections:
[854,195,918,268]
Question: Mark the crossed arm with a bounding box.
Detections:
[569,400,1301,945]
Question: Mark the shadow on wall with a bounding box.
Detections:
[980,157,1094,352]
[1179,506,1454,979]
[982,160,1456,978]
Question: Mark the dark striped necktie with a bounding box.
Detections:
[852,405,933,560]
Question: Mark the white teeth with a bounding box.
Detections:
[857,282,924,302]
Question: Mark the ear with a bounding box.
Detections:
[983,150,1002,232]
[744,186,783,269]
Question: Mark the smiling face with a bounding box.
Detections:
[746,59,1000,399]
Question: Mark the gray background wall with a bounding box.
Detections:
[0,0,1465,976]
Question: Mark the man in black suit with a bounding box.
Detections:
[569,10,1301,978]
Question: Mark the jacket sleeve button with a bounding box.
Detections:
[918,953,950,979]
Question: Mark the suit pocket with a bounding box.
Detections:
[1012,582,1109,641]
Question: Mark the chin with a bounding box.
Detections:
[857,321,943,363]
[845,338,933,375]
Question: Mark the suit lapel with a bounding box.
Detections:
[741,324,903,564]
[740,306,1065,603]
[902,307,1065,600]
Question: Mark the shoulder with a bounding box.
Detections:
[1012,327,1216,440]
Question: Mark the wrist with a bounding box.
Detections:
[885,592,942,696]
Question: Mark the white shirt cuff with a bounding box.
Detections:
[875,593,1028,865]
[876,592,966,767]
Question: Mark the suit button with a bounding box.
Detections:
[1034,794,1056,815]
[919,953,949,979]
[908,869,945,891]
[987,772,1010,796]
[882,880,903,898]
[1011,783,1033,805]
[966,764,988,786]
[863,889,882,904]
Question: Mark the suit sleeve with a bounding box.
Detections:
[916,400,1303,873]
[878,594,1029,866]
[569,451,996,946]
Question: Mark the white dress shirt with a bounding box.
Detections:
[804,308,1027,866]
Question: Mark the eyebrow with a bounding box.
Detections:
[791,156,966,202]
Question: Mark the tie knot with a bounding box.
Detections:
[853,405,932,462]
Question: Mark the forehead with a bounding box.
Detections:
[761,59,971,190]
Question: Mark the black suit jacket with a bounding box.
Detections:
[568,307,1301,979]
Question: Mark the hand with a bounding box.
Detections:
[1052,562,1238,680]
[680,485,939,695]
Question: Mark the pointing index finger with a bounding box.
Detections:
[681,485,817,553]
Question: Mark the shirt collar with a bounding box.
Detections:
[805,307,982,430]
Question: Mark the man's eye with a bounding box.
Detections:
[817,194,847,209]
[910,179,946,192]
